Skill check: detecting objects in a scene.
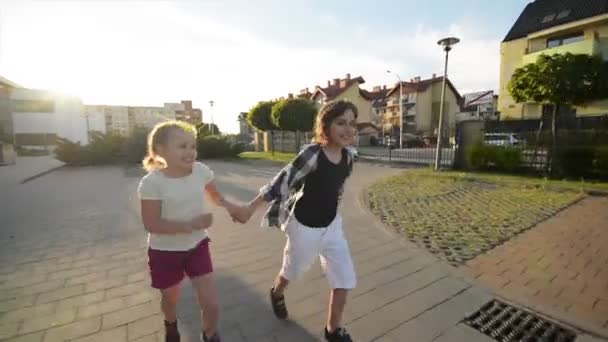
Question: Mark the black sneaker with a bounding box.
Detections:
[269,287,288,319]
[164,320,180,342]
[324,327,353,342]
[201,332,221,342]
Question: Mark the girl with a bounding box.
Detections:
[137,121,237,342]
[233,100,358,342]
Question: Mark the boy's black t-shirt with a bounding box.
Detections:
[293,148,349,228]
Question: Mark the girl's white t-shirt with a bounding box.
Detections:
[137,162,214,251]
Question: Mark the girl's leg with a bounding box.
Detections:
[327,288,348,332]
[319,216,356,335]
[272,274,290,295]
[160,285,181,323]
[191,273,219,337]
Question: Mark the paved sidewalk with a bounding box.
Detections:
[0,156,64,188]
[0,161,602,341]
[466,196,608,336]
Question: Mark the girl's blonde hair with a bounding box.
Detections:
[313,100,358,145]
[143,120,197,171]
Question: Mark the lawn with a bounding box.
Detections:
[239,151,296,164]
[366,169,590,266]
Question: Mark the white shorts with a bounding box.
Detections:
[279,215,357,289]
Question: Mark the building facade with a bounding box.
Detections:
[498,0,608,121]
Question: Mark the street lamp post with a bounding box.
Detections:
[434,37,460,171]
[387,70,403,149]
[209,100,215,135]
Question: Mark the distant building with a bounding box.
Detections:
[499,0,608,121]
[173,100,203,124]
[237,112,254,142]
[2,78,88,146]
[457,91,499,122]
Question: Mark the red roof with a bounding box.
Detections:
[312,76,365,101]
[385,76,462,100]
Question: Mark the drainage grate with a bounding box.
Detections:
[464,300,577,342]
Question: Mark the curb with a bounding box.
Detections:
[20,165,65,184]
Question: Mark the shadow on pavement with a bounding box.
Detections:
[177,270,319,341]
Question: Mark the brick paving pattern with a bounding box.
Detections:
[0,162,503,342]
[466,196,608,332]
[366,172,581,265]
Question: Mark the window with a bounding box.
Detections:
[542,13,556,23]
[12,100,54,113]
[547,32,583,48]
[556,10,570,20]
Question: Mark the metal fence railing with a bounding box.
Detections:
[358,146,455,167]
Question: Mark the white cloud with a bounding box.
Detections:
[0,1,502,133]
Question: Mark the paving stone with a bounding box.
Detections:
[70,326,128,342]
[19,308,76,334]
[42,317,101,342]
[126,314,163,341]
[102,302,159,329]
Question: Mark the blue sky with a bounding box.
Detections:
[0,0,531,133]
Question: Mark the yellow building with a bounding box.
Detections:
[380,75,461,138]
[499,1,608,120]
[310,74,376,125]
[310,74,381,145]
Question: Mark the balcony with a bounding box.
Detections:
[522,38,599,65]
[387,97,416,107]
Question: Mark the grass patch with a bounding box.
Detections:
[417,169,608,193]
[366,169,586,266]
[239,151,295,164]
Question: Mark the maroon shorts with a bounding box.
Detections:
[147,238,213,289]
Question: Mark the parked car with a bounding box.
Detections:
[346,145,359,160]
[484,133,525,147]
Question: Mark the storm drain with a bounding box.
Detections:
[464,300,577,342]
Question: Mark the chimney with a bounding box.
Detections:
[327,80,331,87]
[414,76,421,83]
[288,93,293,99]
[346,73,351,80]
[432,73,436,79]
[340,79,348,88]
[383,85,387,90]
[333,78,340,86]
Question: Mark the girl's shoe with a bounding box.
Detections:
[269,287,288,319]
[164,320,180,342]
[202,332,221,342]
[324,327,353,342]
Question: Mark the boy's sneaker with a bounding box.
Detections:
[324,327,353,342]
[269,287,288,319]
[164,320,180,342]
[201,332,221,342]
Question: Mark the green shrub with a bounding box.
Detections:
[16,147,50,156]
[54,138,89,165]
[495,147,523,173]
[197,135,243,159]
[556,146,595,178]
[123,126,149,164]
[87,132,125,164]
[467,142,522,172]
[468,142,489,170]
[593,145,608,179]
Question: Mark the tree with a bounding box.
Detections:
[247,101,276,132]
[508,53,606,172]
[196,123,221,137]
[271,98,317,148]
[271,98,316,132]
[247,100,277,153]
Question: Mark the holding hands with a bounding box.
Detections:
[224,202,255,224]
